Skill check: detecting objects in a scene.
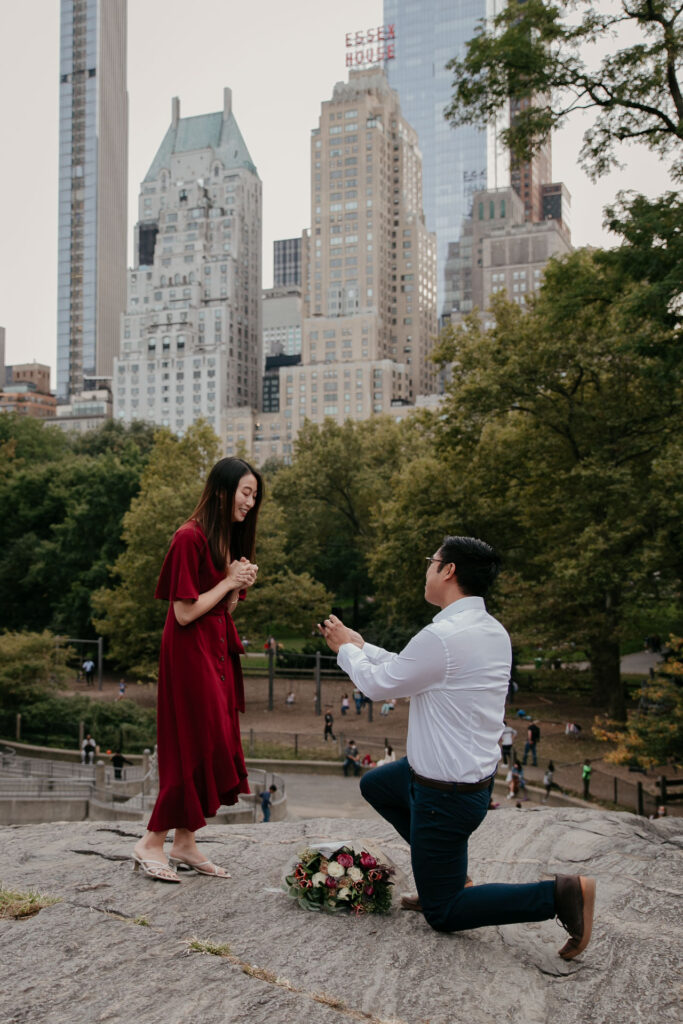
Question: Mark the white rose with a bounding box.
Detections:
[327,861,344,878]
[311,872,327,887]
[337,887,351,900]
[347,866,362,881]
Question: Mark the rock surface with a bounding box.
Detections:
[0,808,681,1024]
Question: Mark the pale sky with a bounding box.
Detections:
[0,0,674,378]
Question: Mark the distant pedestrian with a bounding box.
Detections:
[542,761,562,803]
[116,679,126,701]
[499,721,517,765]
[323,709,336,741]
[380,699,395,716]
[582,759,592,801]
[523,721,540,766]
[377,744,395,767]
[259,784,277,822]
[353,688,363,714]
[111,751,132,780]
[81,733,96,765]
[341,693,350,716]
[82,658,95,688]
[285,690,295,706]
[343,740,360,777]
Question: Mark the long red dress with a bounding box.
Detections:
[147,521,250,833]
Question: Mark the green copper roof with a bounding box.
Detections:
[144,110,258,181]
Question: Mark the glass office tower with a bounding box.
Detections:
[384,0,507,318]
[56,0,127,400]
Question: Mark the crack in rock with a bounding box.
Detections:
[187,940,409,1024]
[69,849,130,862]
[96,827,143,839]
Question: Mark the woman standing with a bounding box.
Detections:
[133,458,262,881]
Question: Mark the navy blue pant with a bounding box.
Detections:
[523,741,537,766]
[360,757,555,932]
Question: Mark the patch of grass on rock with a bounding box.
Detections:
[188,936,232,957]
[0,887,61,920]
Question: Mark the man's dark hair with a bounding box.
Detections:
[438,535,501,596]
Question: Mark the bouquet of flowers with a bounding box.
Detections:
[285,842,395,915]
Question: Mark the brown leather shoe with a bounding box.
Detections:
[555,874,596,960]
[400,876,473,912]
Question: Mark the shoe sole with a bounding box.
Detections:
[559,876,596,960]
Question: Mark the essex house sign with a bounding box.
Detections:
[345,24,396,67]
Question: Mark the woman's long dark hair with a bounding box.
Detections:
[189,457,263,571]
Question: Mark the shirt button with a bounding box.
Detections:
[219,655,225,662]
[219,636,224,643]
[220,674,225,681]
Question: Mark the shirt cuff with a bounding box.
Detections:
[359,642,385,663]
[337,642,366,674]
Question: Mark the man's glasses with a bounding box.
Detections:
[425,556,443,566]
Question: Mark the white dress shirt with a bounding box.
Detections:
[337,596,511,783]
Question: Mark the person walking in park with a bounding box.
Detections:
[499,720,517,765]
[132,458,261,883]
[582,759,592,801]
[323,708,336,741]
[111,751,132,780]
[542,761,561,803]
[82,657,95,687]
[319,535,595,960]
[259,784,277,822]
[523,720,540,766]
[341,693,350,716]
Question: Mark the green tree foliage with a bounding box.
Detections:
[92,421,220,676]
[236,497,334,638]
[0,631,71,709]
[445,0,683,181]
[0,419,153,638]
[8,693,156,752]
[594,636,683,768]
[271,417,433,626]
[0,414,69,471]
[428,246,681,718]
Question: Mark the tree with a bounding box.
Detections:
[92,421,221,676]
[235,497,334,638]
[425,244,681,719]
[445,0,683,181]
[594,636,683,768]
[0,421,154,637]
[272,416,433,626]
[0,631,71,709]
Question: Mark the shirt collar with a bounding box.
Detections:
[432,595,486,623]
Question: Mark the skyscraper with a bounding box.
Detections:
[114,90,262,435]
[227,67,437,464]
[273,238,302,288]
[384,0,508,319]
[56,0,128,401]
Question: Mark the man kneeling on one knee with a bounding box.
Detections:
[318,535,595,960]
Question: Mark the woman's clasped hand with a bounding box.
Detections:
[226,557,258,590]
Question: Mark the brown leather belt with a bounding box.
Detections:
[409,767,494,793]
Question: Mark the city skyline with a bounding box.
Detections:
[0,0,675,380]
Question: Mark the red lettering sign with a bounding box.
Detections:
[344,24,397,66]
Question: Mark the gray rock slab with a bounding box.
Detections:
[0,809,681,1024]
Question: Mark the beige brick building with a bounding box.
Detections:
[226,68,437,464]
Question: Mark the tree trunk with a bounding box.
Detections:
[588,637,625,720]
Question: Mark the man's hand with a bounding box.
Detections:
[317,614,364,654]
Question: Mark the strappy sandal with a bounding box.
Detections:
[169,855,231,878]
[132,854,181,883]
